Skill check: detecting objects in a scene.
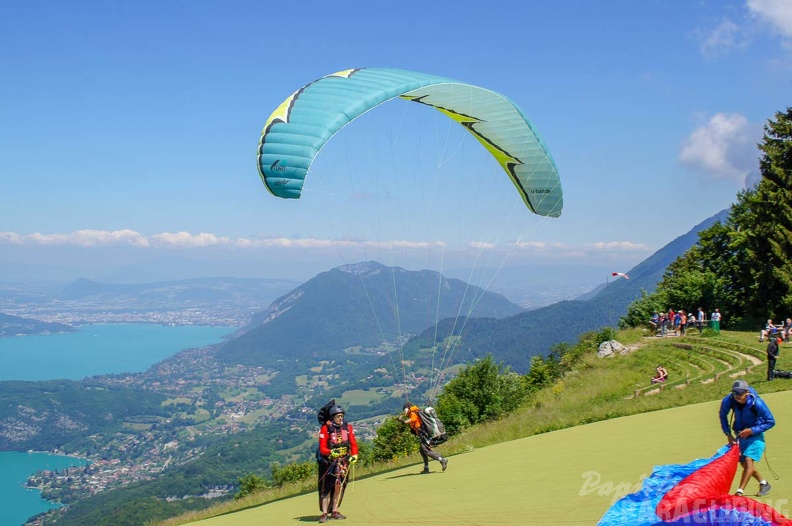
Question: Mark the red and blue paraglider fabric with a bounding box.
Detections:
[598,444,789,525]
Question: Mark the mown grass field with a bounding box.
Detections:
[158,330,792,526]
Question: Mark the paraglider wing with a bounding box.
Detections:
[257,67,563,218]
[598,445,791,526]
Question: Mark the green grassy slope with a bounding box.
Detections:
[168,331,792,525]
[189,391,792,525]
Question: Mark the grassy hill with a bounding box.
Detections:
[160,329,792,525]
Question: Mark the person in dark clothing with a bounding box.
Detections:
[317,405,358,523]
[767,337,780,380]
[401,403,448,474]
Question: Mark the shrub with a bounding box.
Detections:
[235,473,266,499]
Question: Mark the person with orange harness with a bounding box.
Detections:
[401,403,448,474]
[317,405,358,523]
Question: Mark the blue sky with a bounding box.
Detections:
[1,0,791,283]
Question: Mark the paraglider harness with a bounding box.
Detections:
[416,406,448,447]
[316,399,352,478]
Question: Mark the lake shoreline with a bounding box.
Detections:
[0,324,237,525]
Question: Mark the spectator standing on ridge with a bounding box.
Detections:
[697,307,705,333]
[711,309,722,333]
[317,405,358,523]
[767,338,780,381]
[719,380,775,497]
[401,403,448,474]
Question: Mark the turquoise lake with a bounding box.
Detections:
[0,323,235,381]
[0,323,235,525]
[0,452,89,526]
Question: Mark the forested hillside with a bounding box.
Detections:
[403,210,730,372]
[217,261,523,368]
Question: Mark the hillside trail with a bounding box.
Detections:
[628,334,763,397]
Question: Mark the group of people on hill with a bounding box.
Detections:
[650,307,720,336]
[759,318,792,342]
[314,402,448,522]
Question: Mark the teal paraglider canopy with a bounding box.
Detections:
[257,67,563,218]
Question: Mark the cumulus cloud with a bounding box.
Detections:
[9,229,150,248]
[748,0,792,39]
[678,112,760,182]
[510,240,649,257]
[0,229,447,252]
[693,1,792,58]
[697,19,744,58]
[149,232,232,248]
[0,229,652,264]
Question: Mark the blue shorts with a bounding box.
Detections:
[739,434,766,462]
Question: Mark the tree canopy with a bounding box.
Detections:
[622,106,792,329]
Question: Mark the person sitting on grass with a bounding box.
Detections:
[783,318,792,342]
[651,364,668,384]
[760,319,781,342]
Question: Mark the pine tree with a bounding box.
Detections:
[622,106,792,328]
[751,108,792,314]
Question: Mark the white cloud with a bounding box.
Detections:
[0,232,24,245]
[697,19,744,58]
[678,112,759,182]
[17,229,150,248]
[510,240,649,256]
[748,0,792,38]
[0,229,651,263]
[0,230,447,252]
[693,1,792,58]
[586,241,649,251]
[469,242,496,250]
[149,232,231,248]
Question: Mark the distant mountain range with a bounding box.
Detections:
[407,208,731,372]
[217,209,730,375]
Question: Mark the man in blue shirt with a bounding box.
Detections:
[719,379,775,496]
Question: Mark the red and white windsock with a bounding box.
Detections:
[611,272,630,279]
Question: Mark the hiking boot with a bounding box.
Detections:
[734,489,744,496]
[440,458,448,471]
[319,513,328,523]
[758,483,772,496]
[420,466,430,474]
[331,511,347,520]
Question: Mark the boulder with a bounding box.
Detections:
[598,340,627,358]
